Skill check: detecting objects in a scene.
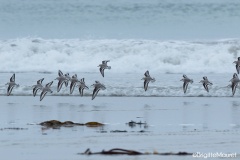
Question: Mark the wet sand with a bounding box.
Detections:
[0,96,240,160]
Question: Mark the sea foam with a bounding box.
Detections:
[0,38,240,74]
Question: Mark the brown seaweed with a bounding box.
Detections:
[81,148,192,156]
[39,120,104,128]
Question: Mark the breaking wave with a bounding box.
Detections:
[0,38,240,74]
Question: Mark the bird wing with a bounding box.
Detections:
[57,79,65,92]
[79,87,84,96]
[144,71,150,77]
[40,91,48,101]
[102,60,110,64]
[85,85,89,89]
[203,83,209,92]
[100,67,105,77]
[7,84,14,96]
[232,82,238,96]
[37,78,44,84]
[236,65,240,74]
[64,81,68,87]
[46,81,53,87]
[33,87,40,97]
[92,87,100,100]
[144,80,149,91]
[10,74,15,82]
[183,81,189,93]
[58,70,63,77]
[70,81,76,94]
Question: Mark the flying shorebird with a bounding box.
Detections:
[141,70,155,91]
[77,78,89,96]
[91,81,106,100]
[199,76,213,92]
[32,78,44,97]
[180,74,193,94]
[229,73,240,96]
[55,70,68,92]
[98,60,111,77]
[6,73,19,96]
[233,57,240,74]
[70,74,79,94]
[40,81,53,101]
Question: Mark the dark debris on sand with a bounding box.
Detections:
[80,148,192,156]
[126,120,148,128]
[39,120,104,129]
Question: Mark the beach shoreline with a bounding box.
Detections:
[0,96,239,159]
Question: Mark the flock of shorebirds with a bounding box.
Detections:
[5,60,111,101]
[4,57,240,101]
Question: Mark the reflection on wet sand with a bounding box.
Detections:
[0,97,240,160]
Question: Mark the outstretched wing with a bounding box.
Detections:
[46,81,53,87]
[144,80,149,91]
[100,67,105,77]
[92,87,100,100]
[33,87,40,97]
[40,91,48,101]
[10,74,15,82]
[57,79,65,92]
[203,83,209,92]
[79,87,84,96]
[183,82,189,93]
[70,81,76,94]
[7,84,14,96]
[232,82,238,96]
[58,70,63,77]
[144,71,150,77]
[236,65,240,74]
[64,81,68,87]
[72,74,77,78]
[85,85,89,89]
[102,60,110,64]
[37,78,44,85]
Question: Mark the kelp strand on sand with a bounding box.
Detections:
[81,148,192,156]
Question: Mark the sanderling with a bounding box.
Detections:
[229,73,240,96]
[33,78,44,97]
[91,81,106,100]
[199,76,213,92]
[180,74,193,94]
[70,74,79,94]
[98,60,111,77]
[6,73,19,96]
[55,70,68,92]
[77,78,89,96]
[141,70,155,91]
[40,81,53,101]
[233,57,240,74]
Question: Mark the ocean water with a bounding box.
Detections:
[1,0,240,39]
[1,0,240,82]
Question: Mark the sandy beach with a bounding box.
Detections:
[0,96,239,160]
[1,0,240,159]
